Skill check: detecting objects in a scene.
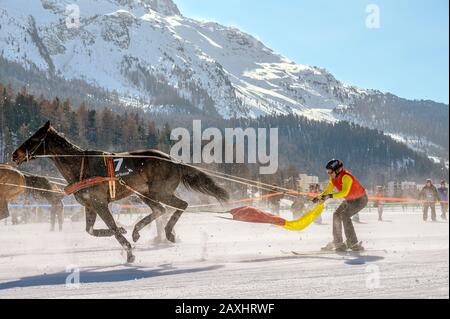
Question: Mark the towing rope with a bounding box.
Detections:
[21,171,67,183]
[34,154,299,195]
[0,182,64,194]
[24,153,448,205]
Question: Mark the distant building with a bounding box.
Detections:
[297,174,319,192]
[387,181,402,197]
[402,182,417,191]
[387,181,420,197]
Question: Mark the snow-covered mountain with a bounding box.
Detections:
[0,0,371,118]
[0,0,448,156]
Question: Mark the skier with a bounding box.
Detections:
[314,159,368,252]
[374,186,385,221]
[437,180,448,221]
[419,179,440,222]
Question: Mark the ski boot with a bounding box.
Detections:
[335,242,348,252]
[321,242,347,252]
[347,241,365,252]
[321,242,336,251]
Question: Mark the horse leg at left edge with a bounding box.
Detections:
[0,199,10,221]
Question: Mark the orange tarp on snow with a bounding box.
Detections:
[229,203,326,231]
[230,206,286,226]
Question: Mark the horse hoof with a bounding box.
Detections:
[132,230,140,243]
[166,232,176,243]
[127,254,136,263]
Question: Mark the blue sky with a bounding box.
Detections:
[176,0,449,104]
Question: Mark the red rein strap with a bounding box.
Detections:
[64,177,117,196]
[65,156,117,196]
[106,156,115,178]
[106,156,116,200]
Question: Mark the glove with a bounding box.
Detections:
[321,194,333,201]
[313,194,333,203]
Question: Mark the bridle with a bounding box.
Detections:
[22,130,49,162]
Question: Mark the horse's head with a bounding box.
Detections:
[13,121,52,165]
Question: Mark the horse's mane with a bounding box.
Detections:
[48,127,84,153]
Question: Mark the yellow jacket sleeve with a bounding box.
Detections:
[321,179,334,196]
[332,175,353,199]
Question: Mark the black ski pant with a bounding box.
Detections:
[333,194,368,246]
[423,203,437,221]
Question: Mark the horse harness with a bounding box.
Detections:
[64,153,120,199]
[63,153,179,210]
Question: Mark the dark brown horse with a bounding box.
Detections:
[0,164,64,229]
[12,121,228,263]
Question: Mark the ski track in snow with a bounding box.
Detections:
[0,207,448,299]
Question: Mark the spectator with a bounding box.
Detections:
[374,186,385,221]
[419,179,440,222]
[437,180,448,221]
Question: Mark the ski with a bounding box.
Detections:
[281,249,387,256]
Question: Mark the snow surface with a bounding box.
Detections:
[0,206,448,298]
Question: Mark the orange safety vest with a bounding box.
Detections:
[332,170,366,200]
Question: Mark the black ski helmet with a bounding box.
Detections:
[326,159,343,172]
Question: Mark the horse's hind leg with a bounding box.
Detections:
[163,196,188,243]
[132,198,166,243]
[155,212,172,243]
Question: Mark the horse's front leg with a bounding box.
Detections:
[92,204,135,263]
[85,208,119,237]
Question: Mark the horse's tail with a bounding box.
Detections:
[178,164,229,202]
